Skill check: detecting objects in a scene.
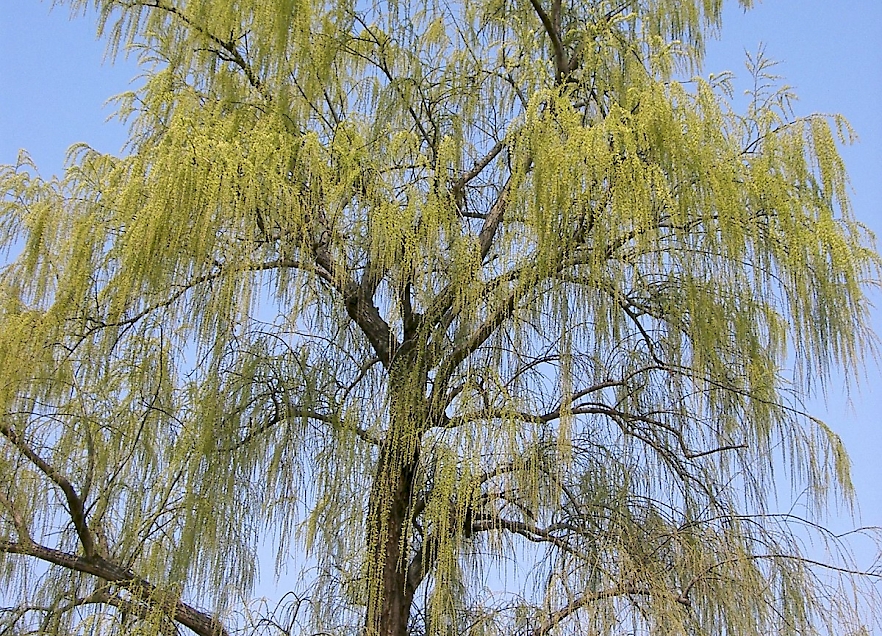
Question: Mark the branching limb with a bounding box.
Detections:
[0,423,100,559]
[0,489,30,542]
[0,540,228,636]
[478,176,514,263]
[5,587,177,636]
[451,138,507,197]
[307,211,398,367]
[527,584,654,636]
[429,281,530,416]
[469,516,592,562]
[528,0,567,83]
[125,0,267,95]
[341,356,383,402]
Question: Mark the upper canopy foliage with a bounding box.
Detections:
[0,1,879,635]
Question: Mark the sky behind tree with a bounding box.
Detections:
[1,0,880,592]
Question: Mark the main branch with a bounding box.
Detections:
[0,540,228,636]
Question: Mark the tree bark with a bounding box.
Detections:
[0,541,229,636]
[364,438,419,636]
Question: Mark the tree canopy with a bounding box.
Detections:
[1,1,880,635]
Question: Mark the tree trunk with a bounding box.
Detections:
[364,438,419,636]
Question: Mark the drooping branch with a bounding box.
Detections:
[126,0,267,95]
[218,406,379,451]
[83,257,324,334]
[0,540,229,636]
[527,584,657,636]
[469,515,593,562]
[679,553,882,606]
[348,12,436,155]
[438,370,661,429]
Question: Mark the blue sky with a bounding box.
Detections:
[1,0,881,587]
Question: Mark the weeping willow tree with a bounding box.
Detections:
[1,0,880,635]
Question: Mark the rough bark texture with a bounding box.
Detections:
[365,448,418,636]
[364,366,424,636]
[0,541,228,636]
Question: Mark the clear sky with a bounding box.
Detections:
[1,0,880,590]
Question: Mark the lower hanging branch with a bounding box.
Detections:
[0,540,229,636]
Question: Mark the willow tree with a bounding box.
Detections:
[1,0,879,635]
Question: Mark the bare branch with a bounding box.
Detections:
[451,138,507,196]
[0,490,30,542]
[0,423,99,559]
[0,540,229,636]
[478,176,514,262]
[528,585,651,636]
[126,1,267,95]
[528,0,567,82]
[469,516,592,562]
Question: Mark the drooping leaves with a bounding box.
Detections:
[0,1,878,635]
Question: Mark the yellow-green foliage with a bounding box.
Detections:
[0,1,878,635]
